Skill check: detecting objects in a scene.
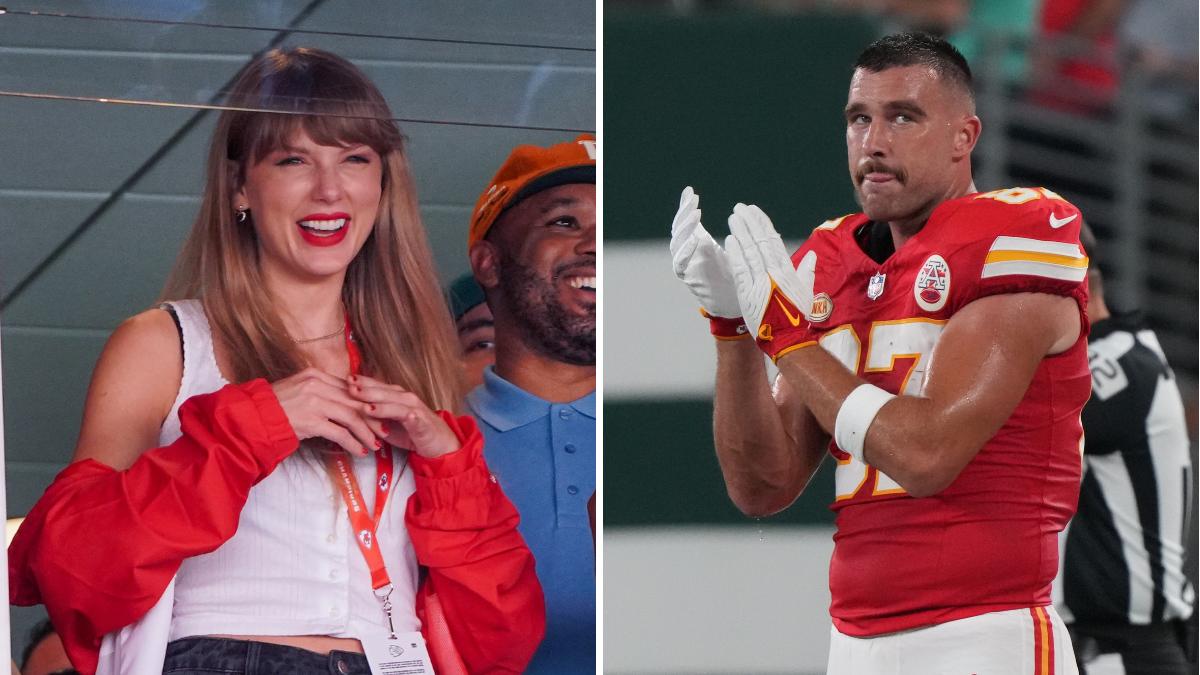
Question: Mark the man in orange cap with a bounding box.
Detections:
[466,135,596,674]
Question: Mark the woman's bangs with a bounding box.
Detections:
[232,58,403,164]
[238,104,400,166]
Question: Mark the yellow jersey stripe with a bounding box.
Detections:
[984,250,1090,269]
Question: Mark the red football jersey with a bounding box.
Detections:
[792,187,1091,636]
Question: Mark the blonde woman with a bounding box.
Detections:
[9,48,544,675]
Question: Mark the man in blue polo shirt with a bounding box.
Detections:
[465,135,596,674]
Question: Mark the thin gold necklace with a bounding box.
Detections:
[292,326,344,344]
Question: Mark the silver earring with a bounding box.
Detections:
[236,207,248,223]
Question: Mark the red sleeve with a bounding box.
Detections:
[788,227,842,344]
[407,412,545,675]
[7,379,298,674]
[950,193,1090,334]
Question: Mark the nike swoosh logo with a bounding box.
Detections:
[774,295,804,327]
[1049,213,1078,229]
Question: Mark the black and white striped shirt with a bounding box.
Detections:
[1057,313,1196,625]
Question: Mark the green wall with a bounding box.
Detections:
[604,11,879,526]
[605,10,877,241]
[605,400,835,525]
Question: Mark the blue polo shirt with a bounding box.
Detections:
[467,367,595,674]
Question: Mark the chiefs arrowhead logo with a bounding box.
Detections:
[914,254,950,312]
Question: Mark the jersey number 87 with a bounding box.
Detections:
[819,319,946,501]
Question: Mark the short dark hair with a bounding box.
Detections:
[1078,220,1104,299]
[1077,220,1098,262]
[854,32,973,100]
[1079,220,1102,273]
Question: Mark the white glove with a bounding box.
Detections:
[725,203,816,356]
[669,186,741,319]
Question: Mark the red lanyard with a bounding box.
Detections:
[325,448,395,591]
[322,315,402,637]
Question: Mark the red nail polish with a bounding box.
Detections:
[369,404,376,412]
[374,439,382,449]
[380,424,389,435]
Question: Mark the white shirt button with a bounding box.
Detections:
[329,568,339,580]
[326,533,337,544]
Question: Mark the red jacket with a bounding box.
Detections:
[8,379,545,674]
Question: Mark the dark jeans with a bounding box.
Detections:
[163,637,371,675]
[1069,618,1196,675]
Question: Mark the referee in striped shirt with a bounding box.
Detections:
[1056,224,1198,674]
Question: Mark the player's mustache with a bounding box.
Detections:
[856,161,905,185]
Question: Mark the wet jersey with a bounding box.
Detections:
[791,187,1092,637]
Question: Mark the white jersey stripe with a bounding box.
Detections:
[989,235,1085,258]
[1088,452,1154,623]
[1053,518,1073,623]
[980,260,1089,282]
[1144,367,1195,620]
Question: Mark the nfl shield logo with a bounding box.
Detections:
[867,272,886,300]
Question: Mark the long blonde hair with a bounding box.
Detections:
[161,48,462,410]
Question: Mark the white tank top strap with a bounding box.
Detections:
[158,299,228,446]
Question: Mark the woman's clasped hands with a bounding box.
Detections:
[271,368,458,458]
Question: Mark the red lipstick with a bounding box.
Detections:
[297,212,350,247]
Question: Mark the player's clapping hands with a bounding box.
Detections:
[725,203,818,361]
[668,186,741,319]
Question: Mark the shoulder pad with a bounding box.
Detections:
[812,213,860,233]
[968,187,1074,215]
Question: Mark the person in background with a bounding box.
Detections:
[1031,0,1123,112]
[1057,224,1197,675]
[20,619,77,675]
[446,272,496,391]
[466,135,597,674]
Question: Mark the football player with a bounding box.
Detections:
[670,33,1090,674]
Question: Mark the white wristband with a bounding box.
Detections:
[834,383,896,464]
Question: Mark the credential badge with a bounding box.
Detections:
[867,272,886,300]
[914,254,951,312]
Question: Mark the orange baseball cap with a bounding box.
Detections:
[468,134,596,246]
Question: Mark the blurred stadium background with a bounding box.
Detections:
[0,0,593,661]
[604,1,1197,673]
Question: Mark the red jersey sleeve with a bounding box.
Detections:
[948,188,1090,325]
[788,214,862,343]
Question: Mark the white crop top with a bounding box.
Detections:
[160,300,420,642]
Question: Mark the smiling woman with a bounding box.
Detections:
[8,47,545,675]
[241,137,382,280]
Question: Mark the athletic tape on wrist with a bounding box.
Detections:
[834,383,895,464]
